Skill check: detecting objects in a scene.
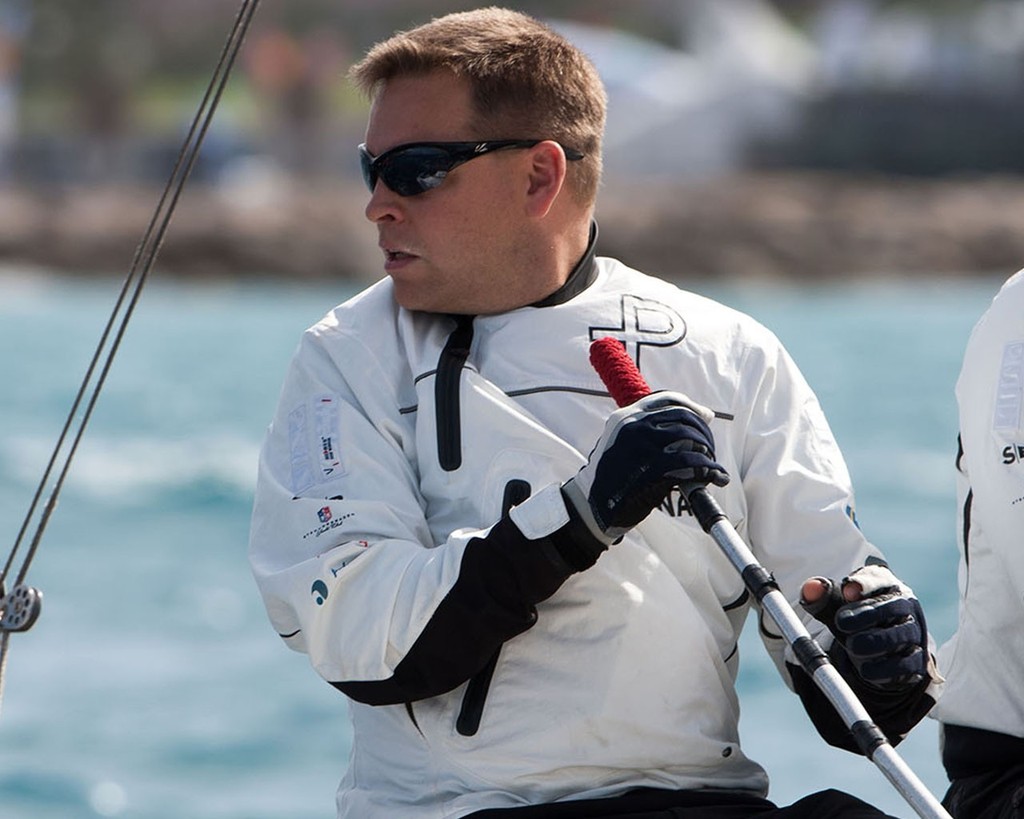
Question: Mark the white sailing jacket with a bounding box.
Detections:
[249,252,887,819]
[933,269,1024,777]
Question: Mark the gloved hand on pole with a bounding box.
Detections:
[801,564,933,692]
[561,391,729,547]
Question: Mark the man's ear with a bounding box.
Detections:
[524,141,569,218]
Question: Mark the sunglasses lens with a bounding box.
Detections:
[360,145,462,197]
[358,146,377,193]
[383,147,455,196]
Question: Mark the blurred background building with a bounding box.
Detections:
[2,0,1024,280]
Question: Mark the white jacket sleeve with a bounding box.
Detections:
[248,328,577,704]
[734,329,882,649]
[957,270,1024,603]
[728,329,938,748]
[935,269,1024,750]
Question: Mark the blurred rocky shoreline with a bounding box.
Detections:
[2,172,1022,284]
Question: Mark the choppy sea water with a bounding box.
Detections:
[0,267,1009,818]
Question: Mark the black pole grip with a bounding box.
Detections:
[685,486,727,532]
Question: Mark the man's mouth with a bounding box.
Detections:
[382,246,419,262]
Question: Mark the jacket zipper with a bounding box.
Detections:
[436,315,474,472]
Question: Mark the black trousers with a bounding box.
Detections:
[943,764,1024,819]
[466,787,897,818]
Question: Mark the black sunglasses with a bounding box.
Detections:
[358,140,584,197]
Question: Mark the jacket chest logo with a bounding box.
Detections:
[589,295,687,366]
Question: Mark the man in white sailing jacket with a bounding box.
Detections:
[933,268,1024,818]
[248,8,941,818]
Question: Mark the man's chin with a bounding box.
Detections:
[389,280,501,315]
[391,284,449,314]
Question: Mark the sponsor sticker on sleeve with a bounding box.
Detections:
[287,394,347,492]
[314,394,346,480]
[287,404,316,494]
[994,340,1024,431]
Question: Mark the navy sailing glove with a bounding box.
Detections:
[562,391,729,547]
[792,564,938,750]
[801,564,931,691]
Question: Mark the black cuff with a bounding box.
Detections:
[549,490,610,572]
[829,641,935,741]
[943,724,1024,779]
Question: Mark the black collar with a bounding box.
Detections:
[530,221,599,308]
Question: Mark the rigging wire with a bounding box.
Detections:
[0,0,262,713]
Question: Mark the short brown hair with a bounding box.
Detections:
[348,7,607,205]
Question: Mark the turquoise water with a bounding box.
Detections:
[0,267,1009,818]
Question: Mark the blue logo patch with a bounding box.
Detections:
[311,580,329,605]
[845,505,860,529]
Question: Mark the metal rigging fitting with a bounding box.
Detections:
[0,584,42,632]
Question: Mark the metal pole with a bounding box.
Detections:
[692,490,951,819]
